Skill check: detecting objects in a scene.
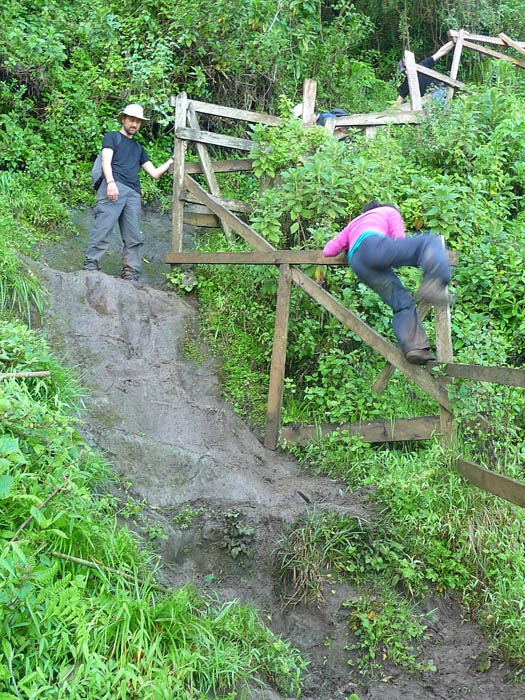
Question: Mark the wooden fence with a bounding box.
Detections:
[166,31,525,509]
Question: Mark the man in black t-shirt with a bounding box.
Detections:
[83,104,173,281]
[396,41,455,105]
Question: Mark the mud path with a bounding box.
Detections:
[33,214,523,699]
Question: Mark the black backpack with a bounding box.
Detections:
[90,133,122,190]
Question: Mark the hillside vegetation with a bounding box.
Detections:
[1,0,524,697]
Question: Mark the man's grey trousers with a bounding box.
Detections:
[85,181,143,272]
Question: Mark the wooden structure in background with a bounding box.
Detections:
[166,33,525,509]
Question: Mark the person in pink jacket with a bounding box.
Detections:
[323,201,450,365]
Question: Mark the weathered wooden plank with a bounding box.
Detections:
[499,33,525,58]
[415,65,465,89]
[448,30,525,49]
[428,363,525,388]
[280,416,441,446]
[265,265,292,450]
[165,250,457,266]
[172,92,188,253]
[405,50,422,111]
[166,251,348,265]
[175,127,255,151]
[183,204,220,228]
[414,65,465,90]
[336,111,422,127]
[290,268,451,410]
[462,40,525,67]
[187,103,231,241]
[434,241,455,448]
[456,459,525,509]
[184,159,255,174]
[447,29,467,101]
[181,190,252,213]
[187,99,281,125]
[302,79,317,125]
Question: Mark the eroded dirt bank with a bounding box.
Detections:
[34,247,522,699]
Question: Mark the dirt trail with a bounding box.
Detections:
[32,217,523,699]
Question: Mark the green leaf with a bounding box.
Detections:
[0,475,14,499]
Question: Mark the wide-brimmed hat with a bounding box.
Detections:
[117,104,150,123]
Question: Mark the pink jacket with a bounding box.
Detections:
[323,206,406,257]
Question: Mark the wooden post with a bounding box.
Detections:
[435,237,455,448]
[447,29,466,102]
[404,50,422,111]
[171,92,188,253]
[324,116,336,134]
[265,264,292,449]
[301,79,317,126]
[186,103,231,241]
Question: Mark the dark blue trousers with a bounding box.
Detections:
[349,234,450,353]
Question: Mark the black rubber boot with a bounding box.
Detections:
[121,266,140,281]
[404,348,437,365]
[82,258,100,271]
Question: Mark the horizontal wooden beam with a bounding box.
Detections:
[449,29,525,49]
[166,251,347,265]
[169,96,281,125]
[183,215,220,229]
[336,111,422,127]
[165,250,459,266]
[462,40,525,68]
[415,65,466,89]
[280,415,440,445]
[181,191,252,213]
[184,159,255,175]
[456,458,525,509]
[189,99,281,126]
[175,127,255,151]
[428,362,525,388]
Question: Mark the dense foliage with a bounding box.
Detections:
[1,0,524,691]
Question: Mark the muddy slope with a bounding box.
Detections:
[35,254,522,700]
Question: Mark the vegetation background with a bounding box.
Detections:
[0,0,524,698]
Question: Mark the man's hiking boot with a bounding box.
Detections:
[121,266,140,282]
[404,348,437,365]
[82,258,100,271]
[415,278,449,307]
